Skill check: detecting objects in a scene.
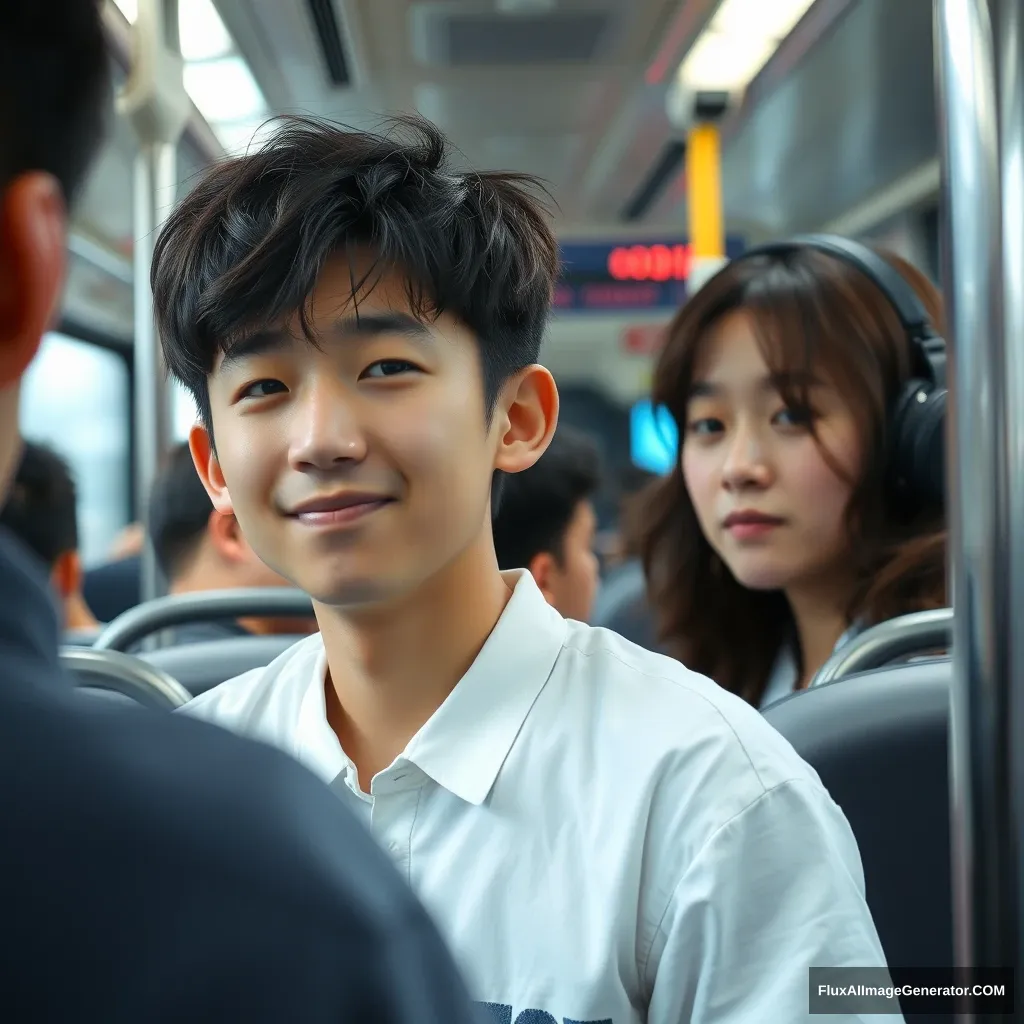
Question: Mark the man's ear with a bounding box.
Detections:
[527,549,560,603]
[0,173,66,387]
[206,509,248,564]
[492,364,559,476]
[49,549,81,601]
[189,423,234,515]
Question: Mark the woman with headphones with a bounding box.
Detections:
[634,235,948,708]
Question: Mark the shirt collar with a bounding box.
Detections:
[401,569,567,806]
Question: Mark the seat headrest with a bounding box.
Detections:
[764,658,950,753]
[139,634,305,696]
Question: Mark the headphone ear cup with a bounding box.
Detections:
[887,380,947,512]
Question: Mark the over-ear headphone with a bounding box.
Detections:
[736,233,946,515]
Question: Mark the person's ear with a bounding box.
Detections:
[189,424,233,515]
[205,509,248,563]
[49,549,81,600]
[0,173,66,387]
[492,365,559,475]
[527,549,560,604]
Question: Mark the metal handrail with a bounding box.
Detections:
[936,0,1024,992]
[810,608,953,687]
[61,646,192,710]
[92,587,314,652]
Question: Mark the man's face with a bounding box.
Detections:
[194,252,516,608]
[538,498,599,623]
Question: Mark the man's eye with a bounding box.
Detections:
[361,360,420,379]
[240,379,287,399]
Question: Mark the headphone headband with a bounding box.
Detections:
[739,233,944,386]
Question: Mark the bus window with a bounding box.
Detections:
[19,332,130,566]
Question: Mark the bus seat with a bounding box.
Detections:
[77,687,144,708]
[139,635,304,697]
[60,647,192,711]
[63,627,102,647]
[763,659,953,1024]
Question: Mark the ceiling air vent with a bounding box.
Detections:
[305,0,352,87]
[414,9,612,66]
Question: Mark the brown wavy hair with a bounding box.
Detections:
[635,245,948,705]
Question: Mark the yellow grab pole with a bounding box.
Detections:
[685,121,728,292]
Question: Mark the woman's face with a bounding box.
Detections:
[681,310,863,596]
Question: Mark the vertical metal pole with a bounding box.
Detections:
[993,0,1024,1004]
[131,141,177,603]
[118,0,190,603]
[934,0,1021,1014]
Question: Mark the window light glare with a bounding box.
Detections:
[183,57,266,123]
[178,0,233,61]
[111,0,137,23]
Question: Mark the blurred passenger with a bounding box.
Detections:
[148,442,317,642]
[492,424,601,621]
[0,3,481,1021]
[636,241,947,708]
[597,465,657,570]
[108,520,145,560]
[0,441,100,640]
[590,465,661,648]
[82,517,145,625]
[152,113,899,1021]
[82,550,140,622]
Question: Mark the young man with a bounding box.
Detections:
[147,441,317,642]
[0,441,101,640]
[491,424,601,621]
[158,116,902,1023]
[0,3,481,1020]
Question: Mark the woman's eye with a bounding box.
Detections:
[775,405,814,427]
[240,379,287,399]
[686,417,723,436]
[361,359,420,379]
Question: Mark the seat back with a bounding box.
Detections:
[763,660,953,1024]
[93,587,313,652]
[139,635,303,696]
[63,627,102,647]
[60,647,192,710]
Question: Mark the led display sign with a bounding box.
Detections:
[608,244,692,282]
[556,237,745,312]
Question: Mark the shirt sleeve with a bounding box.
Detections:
[644,777,905,1024]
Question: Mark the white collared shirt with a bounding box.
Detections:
[181,570,901,1024]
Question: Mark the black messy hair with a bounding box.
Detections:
[151,113,561,436]
[0,442,79,568]
[492,425,601,570]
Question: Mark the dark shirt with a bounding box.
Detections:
[83,553,141,622]
[591,559,662,653]
[0,525,481,1023]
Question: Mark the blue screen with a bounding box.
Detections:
[630,400,678,475]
